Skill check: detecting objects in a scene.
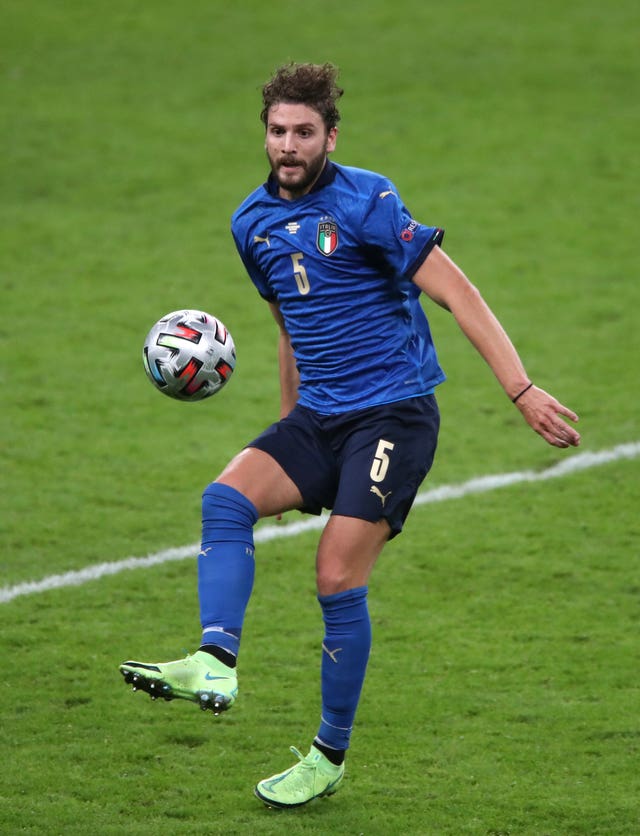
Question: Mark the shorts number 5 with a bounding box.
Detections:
[370,439,395,483]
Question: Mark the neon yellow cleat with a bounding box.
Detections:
[119,650,237,715]
[255,746,345,808]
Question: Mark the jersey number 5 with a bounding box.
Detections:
[291,252,310,295]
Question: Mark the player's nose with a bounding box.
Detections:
[281,130,297,153]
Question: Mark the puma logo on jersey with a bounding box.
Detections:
[253,234,271,247]
[370,486,392,506]
[322,643,343,664]
[379,190,396,199]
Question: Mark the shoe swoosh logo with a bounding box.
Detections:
[326,774,343,792]
[204,673,230,681]
[262,773,290,792]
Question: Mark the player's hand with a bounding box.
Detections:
[515,385,581,448]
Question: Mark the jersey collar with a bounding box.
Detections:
[265,160,337,198]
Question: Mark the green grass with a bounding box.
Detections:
[1,0,639,833]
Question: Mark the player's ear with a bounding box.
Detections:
[327,127,338,153]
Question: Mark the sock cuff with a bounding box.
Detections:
[317,585,368,608]
[202,482,259,525]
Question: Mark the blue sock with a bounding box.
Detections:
[198,483,259,660]
[315,586,372,753]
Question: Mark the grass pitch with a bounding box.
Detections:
[1,1,639,833]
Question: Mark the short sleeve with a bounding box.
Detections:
[361,184,444,279]
[231,227,276,302]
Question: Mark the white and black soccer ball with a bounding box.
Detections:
[142,309,236,402]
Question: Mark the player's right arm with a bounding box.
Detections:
[269,302,299,418]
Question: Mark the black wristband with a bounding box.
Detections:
[512,383,533,404]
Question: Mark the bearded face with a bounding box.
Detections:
[264,103,337,200]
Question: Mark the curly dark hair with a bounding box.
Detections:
[260,62,343,131]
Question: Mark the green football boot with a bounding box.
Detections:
[254,746,345,809]
[119,650,237,715]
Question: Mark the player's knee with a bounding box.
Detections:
[316,565,354,597]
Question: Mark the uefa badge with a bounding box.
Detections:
[317,220,339,256]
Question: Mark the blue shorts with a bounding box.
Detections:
[247,394,440,537]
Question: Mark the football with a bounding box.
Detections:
[142,309,236,401]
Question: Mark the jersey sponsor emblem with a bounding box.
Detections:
[253,233,270,247]
[379,189,396,199]
[317,220,339,256]
[285,221,300,235]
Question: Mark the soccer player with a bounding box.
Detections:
[120,62,580,808]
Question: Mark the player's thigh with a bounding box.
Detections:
[315,514,391,596]
[216,447,303,518]
[245,405,338,517]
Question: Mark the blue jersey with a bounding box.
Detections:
[231,161,446,414]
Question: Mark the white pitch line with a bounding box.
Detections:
[1,441,639,606]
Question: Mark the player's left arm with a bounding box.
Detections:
[413,246,580,449]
